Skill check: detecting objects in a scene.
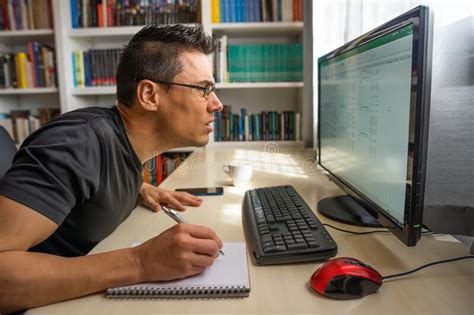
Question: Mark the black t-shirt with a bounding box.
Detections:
[0,106,143,256]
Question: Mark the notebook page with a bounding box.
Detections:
[112,242,249,291]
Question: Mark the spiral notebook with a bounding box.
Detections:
[106,243,250,298]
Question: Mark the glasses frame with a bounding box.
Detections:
[146,79,216,100]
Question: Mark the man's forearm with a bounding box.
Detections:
[0,248,142,313]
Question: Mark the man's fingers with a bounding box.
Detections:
[189,238,221,257]
[189,252,217,268]
[184,225,223,249]
[146,197,160,212]
[175,192,202,206]
[164,195,186,211]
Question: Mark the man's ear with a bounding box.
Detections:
[136,79,160,111]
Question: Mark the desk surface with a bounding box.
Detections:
[28,144,473,315]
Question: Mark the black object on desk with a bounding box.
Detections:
[243,185,337,265]
[175,187,224,196]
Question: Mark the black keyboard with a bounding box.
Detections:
[242,185,338,265]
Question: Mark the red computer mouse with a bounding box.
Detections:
[310,257,383,299]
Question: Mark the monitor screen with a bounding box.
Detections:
[317,6,433,246]
[319,24,413,225]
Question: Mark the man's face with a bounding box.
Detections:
[157,50,223,148]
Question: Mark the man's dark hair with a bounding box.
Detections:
[116,24,215,106]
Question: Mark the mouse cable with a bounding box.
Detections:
[322,223,390,234]
[382,255,474,280]
[322,223,433,235]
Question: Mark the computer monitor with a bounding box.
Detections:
[316,6,433,246]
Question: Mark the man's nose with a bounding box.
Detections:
[208,92,223,112]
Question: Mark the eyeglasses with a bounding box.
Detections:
[151,80,216,100]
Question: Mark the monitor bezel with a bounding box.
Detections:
[317,6,433,246]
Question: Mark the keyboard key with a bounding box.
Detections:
[263,245,287,253]
[287,243,308,250]
[276,216,292,222]
[266,215,275,223]
[308,241,320,248]
[269,225,280,232]
[308,223,318,230]
[259,229,270,235]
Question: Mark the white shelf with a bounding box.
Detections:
[0,87,58,95]
[212,22,303,35]
[72,86,115,95]
[68,24,191,39]
[67,26,144,38]
[0,29,55,45]
[216,82,303,89]
[0,29,54,38]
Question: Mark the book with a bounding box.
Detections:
[15,52,27,88]
[211,0,220,23]
[69,0,199,28]
[106,243,250,299]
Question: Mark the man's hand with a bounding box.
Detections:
[134,224,223,282]
[139,182,202,212]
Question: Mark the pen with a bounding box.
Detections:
[161,205,225,256]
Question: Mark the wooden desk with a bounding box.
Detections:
[28,144,473,315]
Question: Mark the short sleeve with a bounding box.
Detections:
[0,119,102,225]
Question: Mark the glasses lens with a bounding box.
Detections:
[203,84,214,98]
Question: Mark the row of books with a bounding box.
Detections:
[0,43,57,89]
[0,0,53,31]
[70,0,200,28]
[215,37,303,82]
[72,49,121,87]
[143,151,192,186]
[214,106,300,141]
[211,0,303,23]
[0,107,59,144]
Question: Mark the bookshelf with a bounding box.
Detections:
[211,1,306,143]
[0,0,59,144]
[1,0,313,147]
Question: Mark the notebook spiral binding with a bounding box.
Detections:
[106,285,250,298]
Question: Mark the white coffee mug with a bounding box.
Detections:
[223,164,253,187]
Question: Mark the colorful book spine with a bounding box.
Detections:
[211,0,302,24]
[222,43,303,83]
[212,107,300,142]
[72,48,122,87]
[1,43,56,89]
[143,152,192,186]
[211,0,220,23]
[70,0,200,28]
[15,52,27,88]
[73,51,85,87]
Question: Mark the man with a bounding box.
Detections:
[0,24,223,313]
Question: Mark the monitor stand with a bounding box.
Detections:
[317,195,382,227]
